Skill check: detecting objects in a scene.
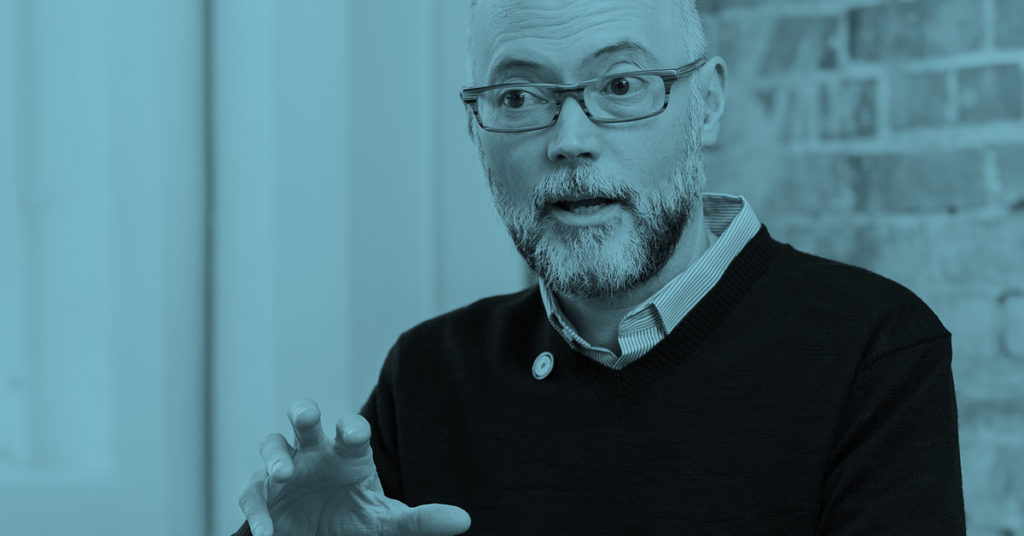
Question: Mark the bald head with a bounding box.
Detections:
[466,0,707,85]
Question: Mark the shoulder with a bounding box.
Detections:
[403,285,540,341]
[774,242,931,310]
[767,240,949,353]
[372,286,548,388]
[381,286,544,369]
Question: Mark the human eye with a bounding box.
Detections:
[600,75,647,97]
[495,87,547,109]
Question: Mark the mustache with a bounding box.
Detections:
[533,166,638,212]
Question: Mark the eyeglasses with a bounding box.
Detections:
[460,58,707,133]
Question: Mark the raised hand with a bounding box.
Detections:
[238,399,471,536]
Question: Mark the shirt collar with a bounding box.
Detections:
[539,193,760,357]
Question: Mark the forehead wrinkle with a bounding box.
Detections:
[488,40,661,85]
[473,0,683,85]
[483,11,597,80]
[589,41,660,66]
[488,58,557,84]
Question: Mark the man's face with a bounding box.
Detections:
[470,0,708,299]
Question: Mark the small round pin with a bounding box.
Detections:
[532,352,554,380]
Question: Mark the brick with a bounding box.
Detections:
[956,357,1024,428]
[703,149,785,214]
[927,214,1024,288]
[731,150,988,219]
[717,90,777,147]
[771,221,929,293]
[756,153,861,216]
[957,379,1024,534]
[778,85,820,143]
[848,150,987,213]
[713,18,773,78]
[959,436,1024,535]
[995,144,1024,206]
[927,291,1001,359]
[1000,291,1024,359]
[828,215,1024,290]
[772,215,1024,303]
[996,0,1024,48]
[759,16,839,74]
[697,0,791,14]
[957,64,1023,123]
[849,0,983,61]
[989,445,1024,525]
[891,70,949,129]
[753,89,776,115]
[820,78,877,139]
[958,437,994,532]
[850,223,934,291]
[769,221,866,268]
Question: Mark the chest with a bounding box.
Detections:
[394,370,840,535]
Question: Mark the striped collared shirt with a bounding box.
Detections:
[539,192,761,370]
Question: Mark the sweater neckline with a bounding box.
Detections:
[540,225,782,411]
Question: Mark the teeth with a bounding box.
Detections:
[559,197,612,208]
[567,203,608,215]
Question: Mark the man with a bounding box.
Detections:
[234,0,966,534]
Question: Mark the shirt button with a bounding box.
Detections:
[532,352,554,380]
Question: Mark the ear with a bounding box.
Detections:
[698,57,728,147]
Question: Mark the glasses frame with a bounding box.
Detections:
[460,57,707,133]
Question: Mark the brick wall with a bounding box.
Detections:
[698,0,1024,532]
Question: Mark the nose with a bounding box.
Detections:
[546,95,600,164]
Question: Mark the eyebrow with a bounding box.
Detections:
[591,40,659,64]
[488,40,659,84]
[488,58,555,85]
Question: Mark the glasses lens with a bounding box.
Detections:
[472,74,666,131]
[584,74,665,120]
[477,86,555,131]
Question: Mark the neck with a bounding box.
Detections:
[554,198,714,354]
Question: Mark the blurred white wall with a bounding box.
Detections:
[0,0,207,534]
[0,1,525,534]
[209,0,527,532]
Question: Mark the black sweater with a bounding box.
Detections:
[236,226,966,535]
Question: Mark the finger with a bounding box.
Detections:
[288,399,328,449]
[238,469,275,536]
[333,414,372,459]
[258,433,295,482]
[392,504,472,536]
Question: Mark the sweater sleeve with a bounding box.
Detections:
[359,340,405,501]
[817,332,966,534]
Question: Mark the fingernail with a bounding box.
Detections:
[270,461,281,475]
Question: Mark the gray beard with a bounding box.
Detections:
[483,84,708,299]
[489,159,705,299]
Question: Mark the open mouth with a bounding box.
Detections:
[553,198,616,215]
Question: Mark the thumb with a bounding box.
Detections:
[393,503,471,535]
